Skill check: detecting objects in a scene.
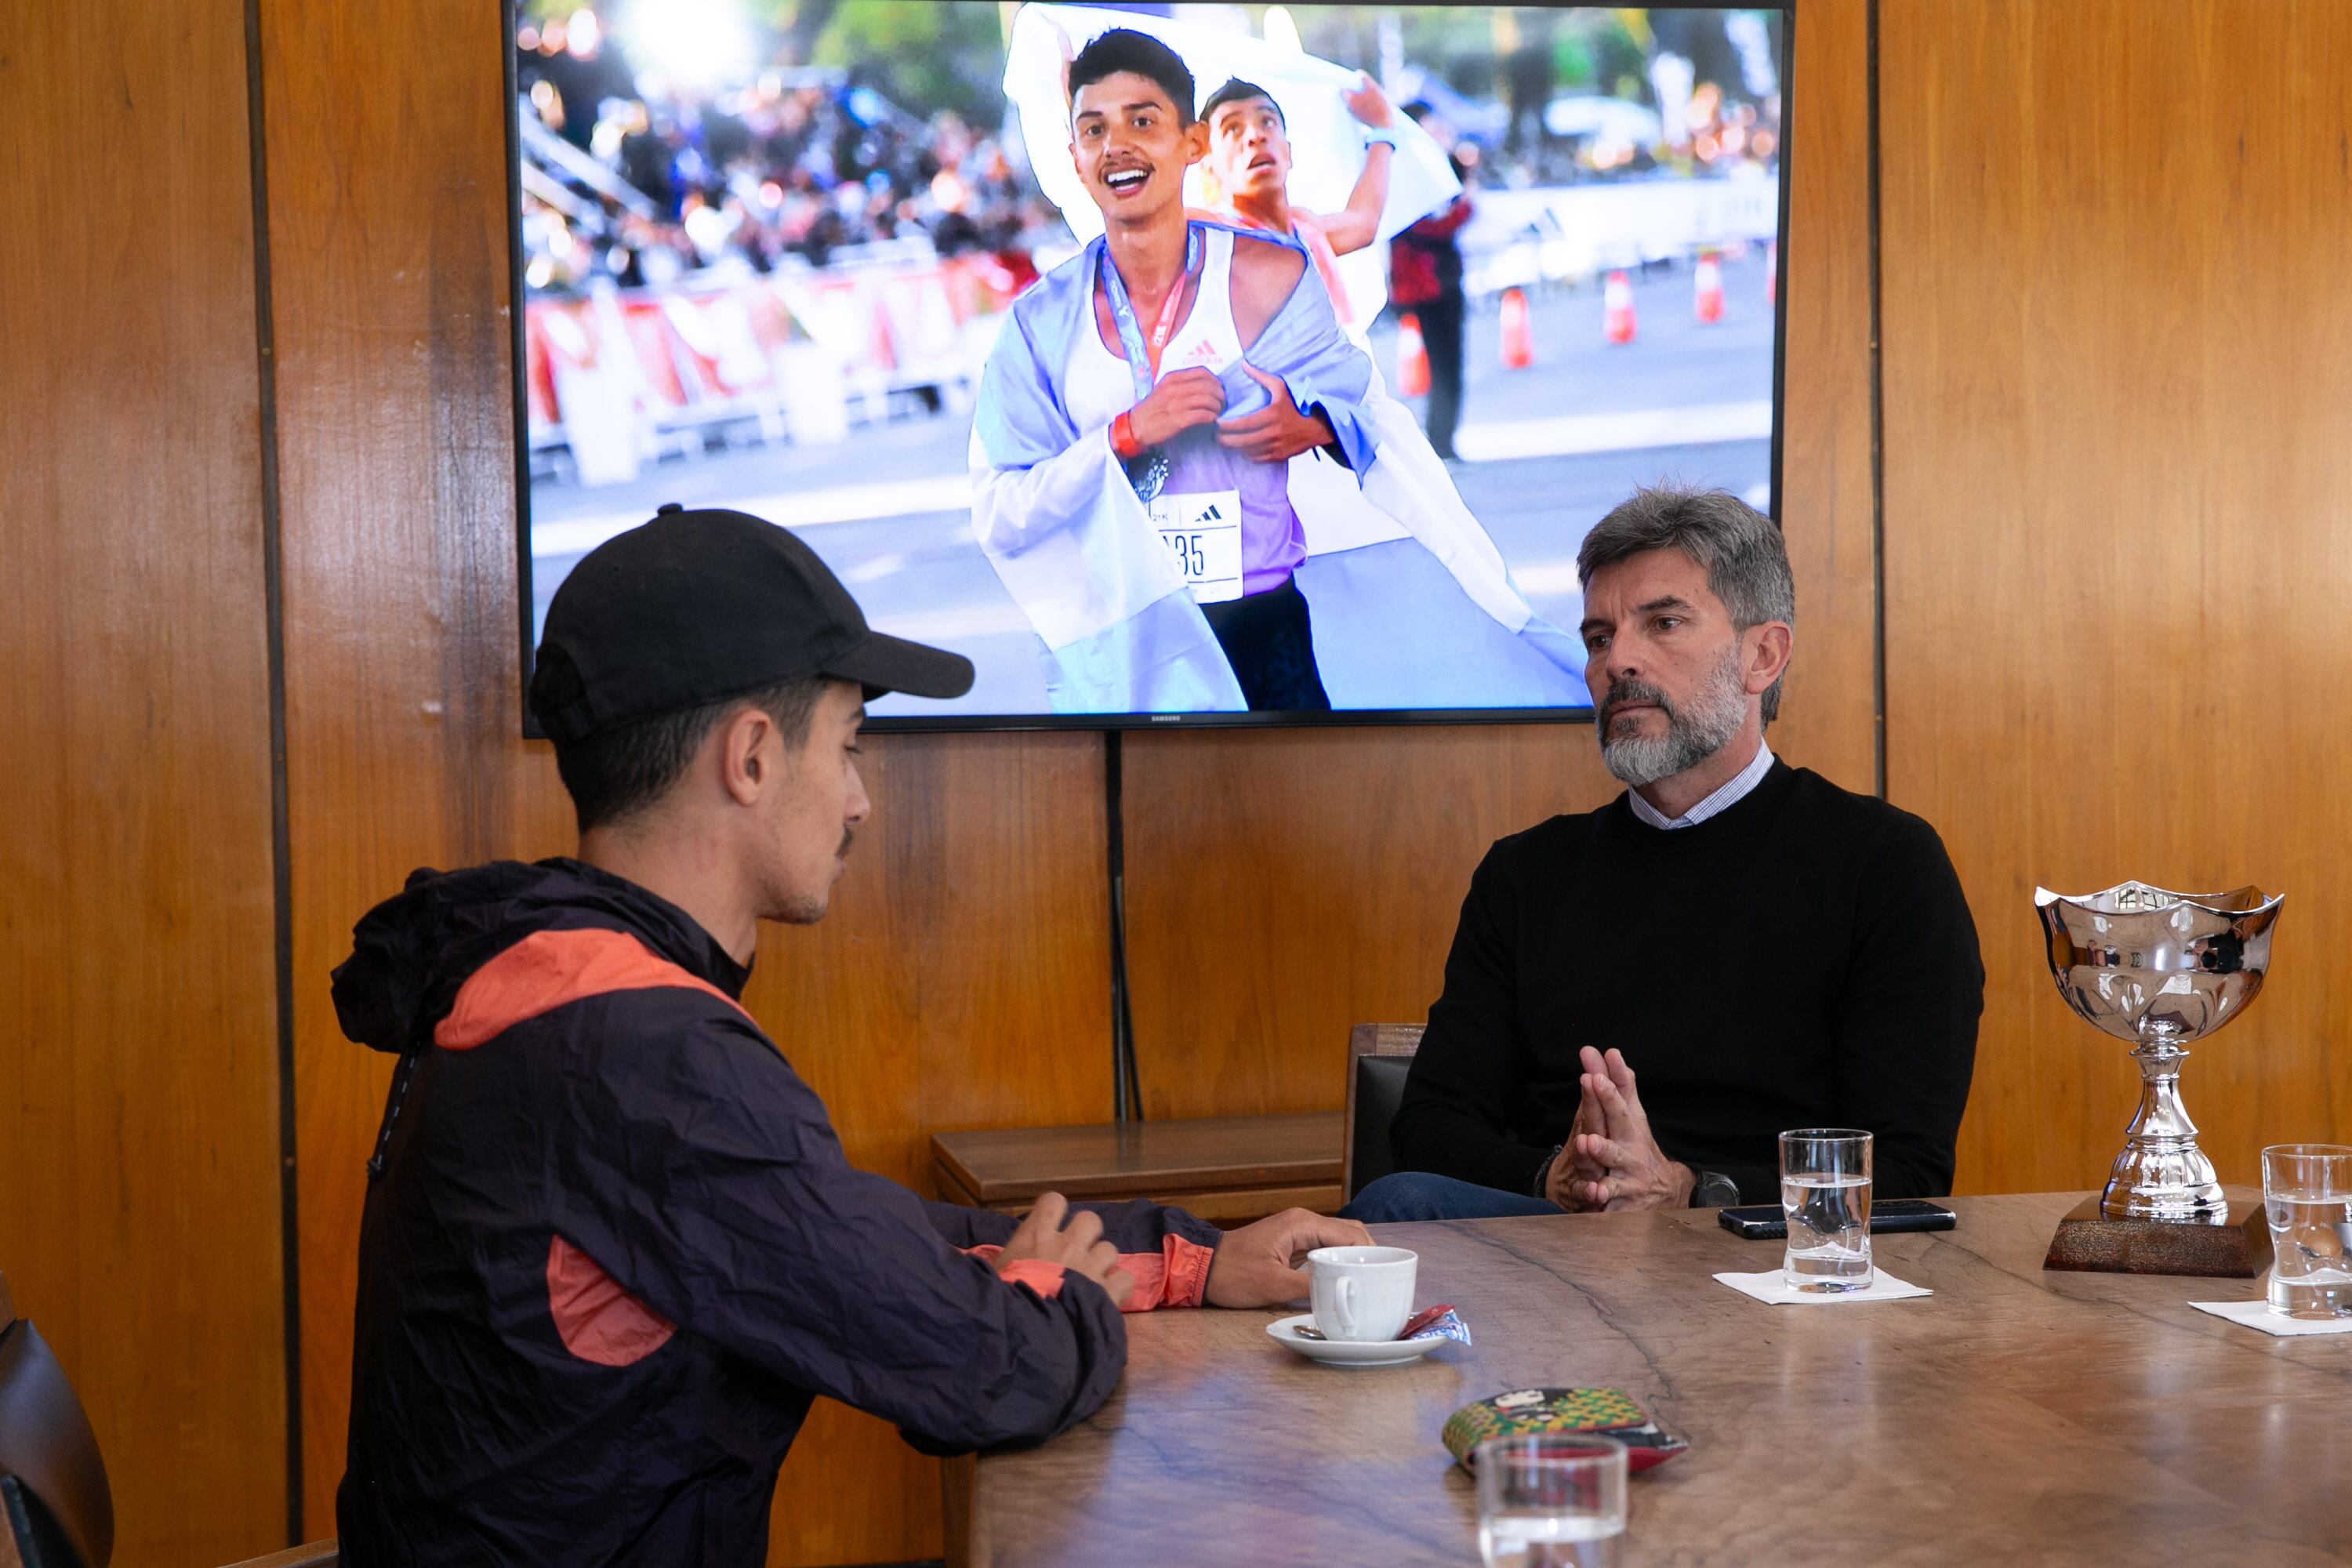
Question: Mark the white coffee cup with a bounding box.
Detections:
[1307,1245,1418,1342]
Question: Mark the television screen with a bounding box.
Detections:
[514,2,1786,727]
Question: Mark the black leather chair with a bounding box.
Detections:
[1343,1024,1425,1201]
[0,1275,113,1568]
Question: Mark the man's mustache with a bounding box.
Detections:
[1600,678,1675,727]
[837,828,856,858]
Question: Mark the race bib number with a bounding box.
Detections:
[1149,488,1243,604]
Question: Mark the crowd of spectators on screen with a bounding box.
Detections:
[517,17,1054,295]
[510,5,1781,300]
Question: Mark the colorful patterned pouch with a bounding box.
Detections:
[1440,1387,1690,1473]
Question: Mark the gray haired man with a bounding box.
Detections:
[1345,486,1984,1223]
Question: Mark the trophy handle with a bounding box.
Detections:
[2101,1031,2227,1221]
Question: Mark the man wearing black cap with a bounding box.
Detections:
[330,506,1367,1566]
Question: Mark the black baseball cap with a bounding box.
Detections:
[529,504,974,742]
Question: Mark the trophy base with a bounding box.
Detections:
[2042,1192,2272,1278]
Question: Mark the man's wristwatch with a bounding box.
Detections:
[1690,1169,1741,1208]
[1361,126,1398,150]
[1534,1144,1566,1200]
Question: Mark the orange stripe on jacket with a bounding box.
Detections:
[964,1235,1214,1312]
[434,926,750,1051]
[547,1234,677,1367]
[993,1259,1069,1300]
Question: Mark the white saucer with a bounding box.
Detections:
[1266,1314,1446,1367]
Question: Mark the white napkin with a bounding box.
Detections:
[2189,1298,2352,1337]
[1713,1269,1933,1305]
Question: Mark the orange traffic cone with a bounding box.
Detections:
[1396,311,1431,397]
[1499,287,1534,369]
[1693,249,1724,323]
[1602,270,1636,345]
[1766,240,1778,306]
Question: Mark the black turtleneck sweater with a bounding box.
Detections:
[1392,761,1984,1203]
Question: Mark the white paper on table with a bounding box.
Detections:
[2189,1298,2352,1337]
[1713,1269,1933,1305]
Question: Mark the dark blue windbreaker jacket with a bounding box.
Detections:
[330,858,1220,1566]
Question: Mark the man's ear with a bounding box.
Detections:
[714,703,776,808]
[1182,118,1208,165]
[1744,621,1795,696]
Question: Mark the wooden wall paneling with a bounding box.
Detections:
[1122,727,1618,1121]
[760,734,1112,1191]
[1773,0,1882,793]
[1879,0,2352,1196]
[1120,0,1881,1123]
[0,0,288,1562]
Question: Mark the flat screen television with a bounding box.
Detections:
[510,2,1788,730]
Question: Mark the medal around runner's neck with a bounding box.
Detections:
[1102,224,1203,503]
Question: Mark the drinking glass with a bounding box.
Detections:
[1475,1433,1627,1568]
[1780,1128,1874,1292]
[2263,1143,2352,1319]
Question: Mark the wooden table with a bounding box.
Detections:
[958,1193,2352,1566]
[931,1112,1343,1226]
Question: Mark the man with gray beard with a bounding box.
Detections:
[1345,486,1983,1221]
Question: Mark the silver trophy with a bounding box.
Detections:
[2035,881,2283,1222]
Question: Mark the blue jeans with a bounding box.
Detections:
[1340,1171,1564,1223]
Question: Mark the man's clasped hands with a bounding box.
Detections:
[1548,1046,1699,1212]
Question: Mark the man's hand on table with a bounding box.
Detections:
[1203,1209,1373,1308]
[1569,1047,1697,1212]
[996,1192,1137,1308]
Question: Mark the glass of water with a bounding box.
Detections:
[2263,1143,2352,1319]
[1781,1128,1873,1292]
[1475,1433,1627,1568]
